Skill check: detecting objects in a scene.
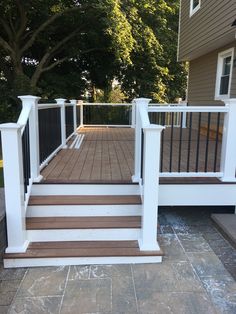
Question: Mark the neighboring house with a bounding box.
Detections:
[178,0,236,105]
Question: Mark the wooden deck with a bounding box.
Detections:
[41,128,134,183]
[41,127,222,183]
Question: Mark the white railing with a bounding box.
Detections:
[78,102,135,128]
[0,95,78,253]
[149,102,187,127]
[132,98,164,251]
[133,99,236,183]
[38,99,77,169]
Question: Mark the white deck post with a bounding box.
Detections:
[18,95,43,182]
[131,102,136,128]
[139,124,164,251]
[179,101,187,128]
[70,99,77,132]
[78,100,84,127]
[56,98,67,148]
[0,123,28,253]
[220,99,236,182]
[132,98,151,183]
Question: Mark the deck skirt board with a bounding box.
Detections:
[26,216,142,230]
[29,195,142,206]
[4,241,163,259]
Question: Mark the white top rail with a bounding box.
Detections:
[38,103,60,110]
[148,105,229,113]
[65,102,73,106]
[149,103,187,107]
[82,102,132,107]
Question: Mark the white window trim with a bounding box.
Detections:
[215,48,234,100]
[190,0,201,17]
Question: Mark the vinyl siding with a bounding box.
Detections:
[231,60,236,98]
[178,0,236,61]
[188,43,236,106]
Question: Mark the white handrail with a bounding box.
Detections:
[38,103,60,110]
[82,102,132,106]
[148,105,229,113]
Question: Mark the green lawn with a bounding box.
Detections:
[0,160,3,187]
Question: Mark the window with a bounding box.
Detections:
[190,0,201,16]
[215,48,234,99]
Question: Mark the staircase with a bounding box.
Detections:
[4,183,163,267]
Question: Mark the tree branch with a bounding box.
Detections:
[0,36,14,54]
[15,0,28,41]
[20,7,79,54]
[42,57,68,72]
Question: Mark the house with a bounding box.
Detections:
[178,0,236,105]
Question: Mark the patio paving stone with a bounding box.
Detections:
[112,275,138,314]
[60,278,112,314]
[177,234,213,252]
[201,275,236,314]
[137,292,216,314]
[9,296,62,314]
[68,265,90,281]
[90,264,132,279]
[16,266,69,297]
[158,234,187,262]
[187,252,230,278]
[132,261,204,294]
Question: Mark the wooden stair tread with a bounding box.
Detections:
[29,195,141,206]
[26,216,141,230]
[4,241,163,259]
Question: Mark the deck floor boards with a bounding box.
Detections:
[41,127,222,184]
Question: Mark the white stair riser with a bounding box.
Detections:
[27,205,142,217]
[31,184,140,196]
[4,255,162,268]
[27,229,140,242]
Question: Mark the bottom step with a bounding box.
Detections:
[4,241,163,268]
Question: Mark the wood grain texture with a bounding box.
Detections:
[29,195,141,205]
[26,216,142,230]
[4,240,163,259]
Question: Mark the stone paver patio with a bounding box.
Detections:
[0,206,236,314]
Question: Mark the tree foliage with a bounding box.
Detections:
[0,0,187,121]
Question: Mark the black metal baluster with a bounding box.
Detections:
[38,108,62,164]
[187,112,192,172]
[21,120,31,196]
[178,112,183,172]
[214,112,221,172]
[195,112,202,172]
[204,112,211,172]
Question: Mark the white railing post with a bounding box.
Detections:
[131,101,136,128]
[139,125,164,251]
[55,98,67,148]
[18,95,43,182]
[78,100,84,127]
[132,98,151,183]
[70,99,77,133]
[0,123,28,253]
[220,99,236,182]
[178,100,187,128]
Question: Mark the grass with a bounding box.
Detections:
[0,160,3,187]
